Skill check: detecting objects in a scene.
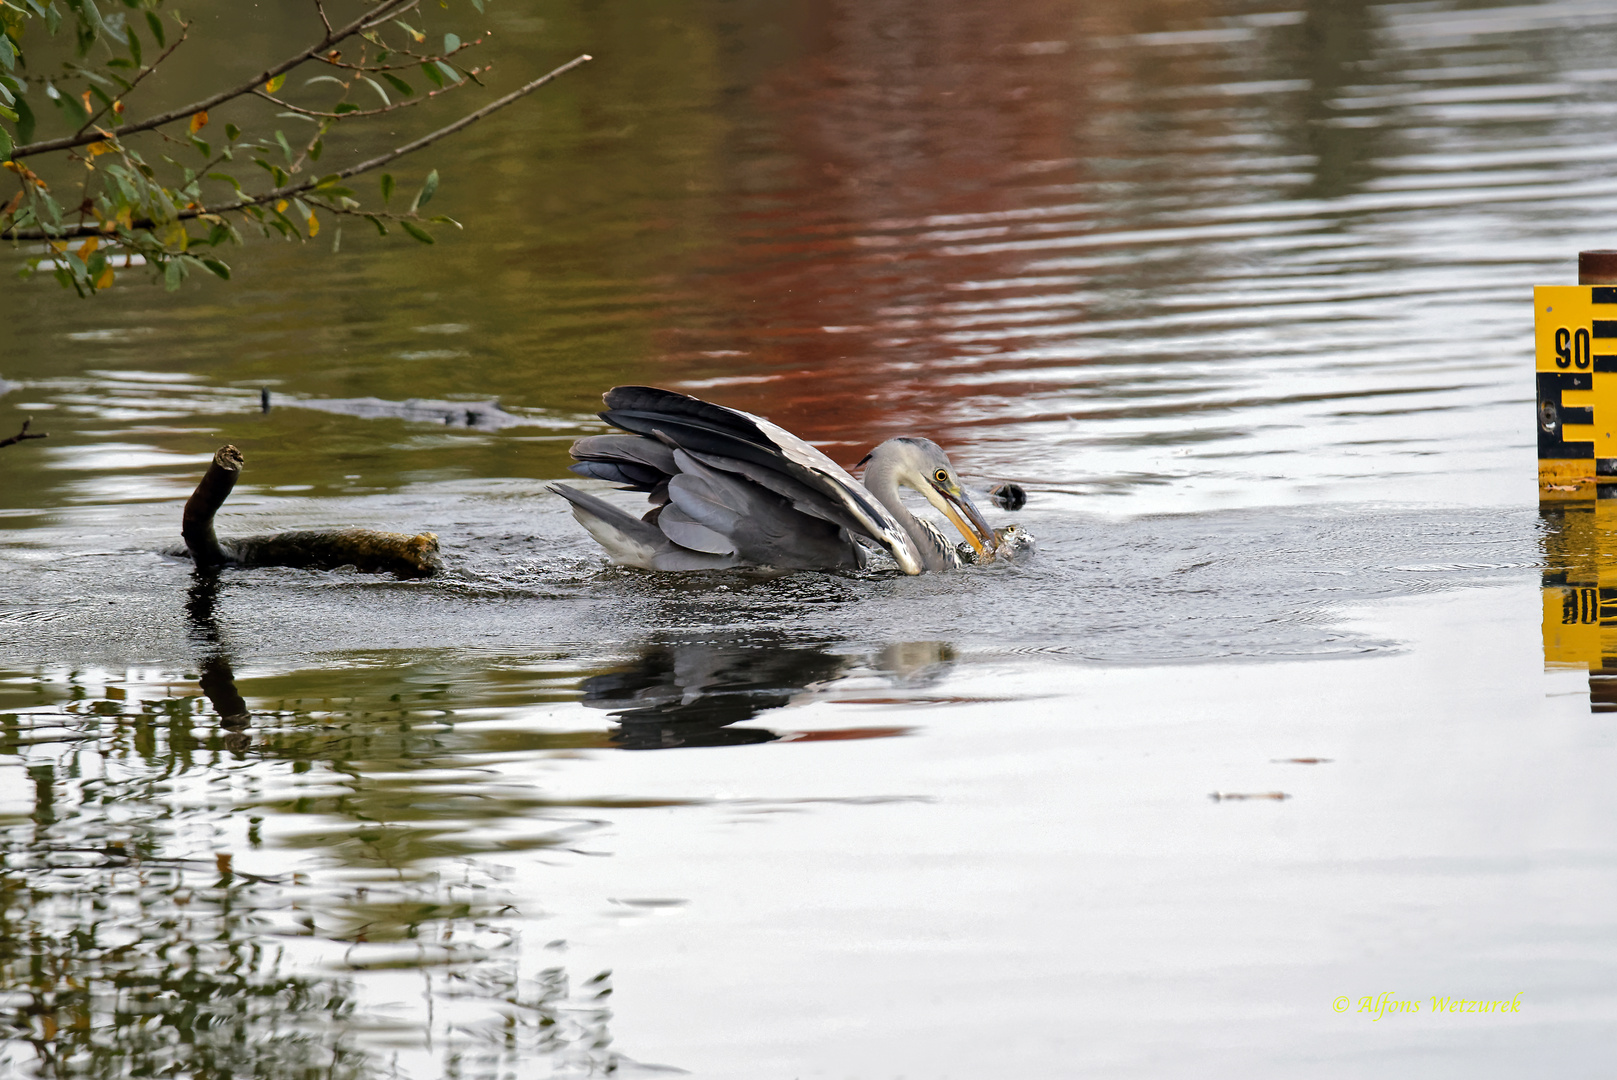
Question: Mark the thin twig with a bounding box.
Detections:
[318,41,482,73]
[12,0,420,159]
[6,54,594,241]
[251,86,434,121]
[294,54,593,191]
[72,22,194,138]
[314,0,333,37]
[0,418,48,448]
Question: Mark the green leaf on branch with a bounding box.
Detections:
[379,173,395,204]
[361,76,389,106]
[201,257,230,280]
[128,26,142,68]
[365,214,388,236]
[380,72,413,98]
[333,102,360,115]
[145,10,165,48]
[421,62,444,90]
[87,1,127,45]
[265,73,286,94]
[435,61,462,85]
[393,20,425,43]
[190,136,210,158]
[274,129,293,163]
[163,258,182,291]
[444,33,461,53]
[12,95,32,144]
[252,158,288,185]
[401,220,434,244]
[225,122,241,141]
[412,169,438,211]
[0,125,12,162]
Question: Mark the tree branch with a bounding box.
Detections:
[0,418,49,449]
[11,0,421,160]
[5,54,594,242]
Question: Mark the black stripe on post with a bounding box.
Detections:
[1596,355,1617,373]
[1595,320,1617,338]
[1595,287,1617,304]
[1539,371,1596,458]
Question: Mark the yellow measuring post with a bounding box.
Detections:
[1538,251,1617,501]
[1539,253,1617,695]
[1534,284,1617,499]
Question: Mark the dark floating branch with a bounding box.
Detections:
[181,444,442,578]
[0,417,49,449]
[988,482,1027,511]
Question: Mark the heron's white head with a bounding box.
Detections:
[857,437,998,558]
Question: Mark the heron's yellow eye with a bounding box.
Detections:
[933,468,949,484]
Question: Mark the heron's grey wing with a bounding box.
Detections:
[568,434,678,493]
[664,450,865,570]
[679,448,868,537]
[550,483,738,571]
[600,386,918,571]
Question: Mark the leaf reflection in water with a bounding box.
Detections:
[1,601,955,1078]
[0,666,636,1079]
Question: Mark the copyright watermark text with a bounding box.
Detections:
[1332,992,1522,1019]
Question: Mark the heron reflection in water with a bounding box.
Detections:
[551,386,1003,574]
[582,636,952,750]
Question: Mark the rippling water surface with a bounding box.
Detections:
[6,0,1617,1076]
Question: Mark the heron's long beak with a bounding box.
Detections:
[927,482,998,556]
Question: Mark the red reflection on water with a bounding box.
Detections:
[652,0,1148,458]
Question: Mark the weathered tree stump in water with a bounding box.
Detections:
[182,445,442,578]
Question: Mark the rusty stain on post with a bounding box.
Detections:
[1581,250,1617,285]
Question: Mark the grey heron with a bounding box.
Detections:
[550,386,999,575]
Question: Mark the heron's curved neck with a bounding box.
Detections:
[862,455,956,572]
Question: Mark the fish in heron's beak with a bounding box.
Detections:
[927,479,999,556]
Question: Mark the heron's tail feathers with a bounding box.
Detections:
[550,483,738,572]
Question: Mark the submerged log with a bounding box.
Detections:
[181,445,442,578]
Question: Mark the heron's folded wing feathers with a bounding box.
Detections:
[656,503,737,555]
[600,386,915,570]
[568,434,679,492]
[665,450,861,569]
[680,448,867,537]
